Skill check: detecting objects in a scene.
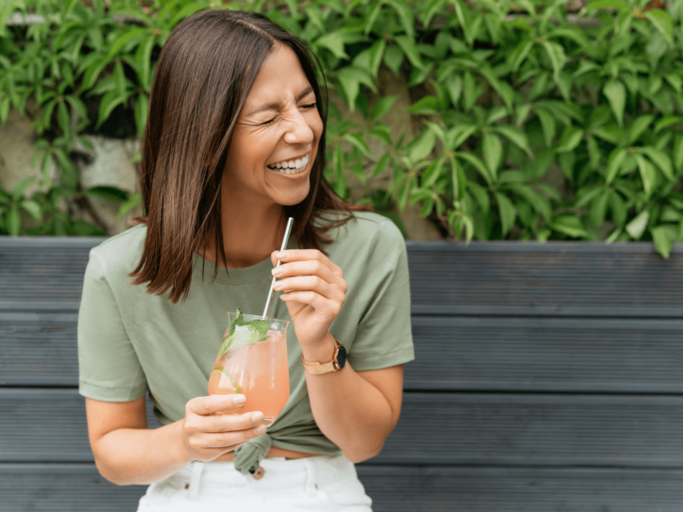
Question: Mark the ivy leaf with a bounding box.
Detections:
[407,128,436,162]
[84,186,130,202]
[674,134,683,173]
[20,200,42,223]
[316,32,348,59]
[7,206,20,236]
[651,226,672,259]
[634,153,657,197]
[535,107,556,147]
[406,96,439,115]
[96,90,125,130]
[457,152,492,187]
[605,147,626,185]
[626,210,650,239]
[555,126,584,153]
[394,35,423,69]
[482,132,502,179]
[11,177,35,201]
[383,46,404,76]
[541,41,566,84]
[628,114,654,144]
[495,192,516,236]
[637,146,674,181]
[645,9,673,46]
[603,80,626,127]
[371,95,399,121]
[551,215,588,238]
[590,189,610,227]
[444,74,463,107]
[491,125,532,157]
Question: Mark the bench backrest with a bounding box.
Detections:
[1,238,682,511]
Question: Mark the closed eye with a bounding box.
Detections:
[261,103,317,125]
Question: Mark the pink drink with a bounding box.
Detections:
[208,315,290,427]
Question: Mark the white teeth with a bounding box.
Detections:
[269,154,309,174]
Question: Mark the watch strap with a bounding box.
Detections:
[301,339,342,375]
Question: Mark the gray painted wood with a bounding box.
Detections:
[3,389,682,467]
[2,464,683,512]
[2,238,682,317]
[4,313,683,393]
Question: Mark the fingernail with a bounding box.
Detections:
[280,293,289,299]
[272,281,281,290]
[272,267,282,276]
[278,251,288,260]
[255,425,266,435]
[234,395,246,405]
[252,411,263,423]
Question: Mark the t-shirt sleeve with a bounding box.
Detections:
[78,249,147,402]
[347,219,415,371]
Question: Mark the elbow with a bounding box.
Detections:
[93,454,133,486]
[343,440,386,464]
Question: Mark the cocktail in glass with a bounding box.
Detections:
[208,312,290,427]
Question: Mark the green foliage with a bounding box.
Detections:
[1,0,682,258]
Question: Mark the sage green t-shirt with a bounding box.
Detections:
[77,211,414,455]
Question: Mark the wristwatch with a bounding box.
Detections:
[301,339,347,375]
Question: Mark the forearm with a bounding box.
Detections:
[94,421,190,486]
[302,335,396,462]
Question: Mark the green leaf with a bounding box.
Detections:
[555,126,584,153]
[638,146,674,181]
[342,133,372,158]
[674,134,683,173]
[406,96,439,115]
[634,153,657,197]
[388,0,414,39]
[84,186,130,202]
[96,90,125,130]
[117,193,142,218]
[541,41,566,84]
[645,9,673,45]
[394,35,423,69]
[383,45,404,76]
[603,80,626,127]
[535,108,556,147]
[445,74,463,107]
[651,226,672,259]
[218,315,270,358]
[509,39,533,73]
[107,27,148,60]
[364,1,383,35]
[605,147,627,185]
[408,128,436,162]
[626,210,650,239]
[590,190,610,227]
[482,132,502,179]
[316,32,348,59]
[11,176,35,201]
[628,114,654,144]
[135,93,149,139]
[7,206,21,236]
[20,200,42,223]
[551,215,588,238]
[457,152,492,187]
[495,192,516,236]
[491,125,532,157]
[371,95,399,121]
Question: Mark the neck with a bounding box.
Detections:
[201,189,286,270]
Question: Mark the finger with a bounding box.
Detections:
[202,411,264,433]
[273,275,342,302]
[187,394,246,416]
[204,424,267,448]
[276,250,343,277]
[280,291,341,317]
[272,259,340,286]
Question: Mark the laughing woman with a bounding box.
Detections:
[77,9,414,511]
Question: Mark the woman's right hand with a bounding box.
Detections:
[180,394,266,462]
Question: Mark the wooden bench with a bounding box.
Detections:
[1,238,682,511]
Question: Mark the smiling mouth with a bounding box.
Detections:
[267,153,310,175]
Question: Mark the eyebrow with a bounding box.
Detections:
[248,86,314,115]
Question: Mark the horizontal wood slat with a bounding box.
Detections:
[3,313,683,393]
[2,238,682,318]
[3,389,682,467]
[2,464,683,512]
[406,241,683,317]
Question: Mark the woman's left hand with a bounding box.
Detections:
[270,249,347,347]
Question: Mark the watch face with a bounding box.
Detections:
[336,345,347,369]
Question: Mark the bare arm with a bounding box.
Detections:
[85,394,266,485]
[272,250,405,463]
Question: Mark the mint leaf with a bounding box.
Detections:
[218,310,270,357]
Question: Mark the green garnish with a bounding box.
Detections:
[211,365,242,393]
[218,308,270,357]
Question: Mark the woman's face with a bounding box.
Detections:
[224,45,323,207]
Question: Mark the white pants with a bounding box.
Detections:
[137,454,373,511]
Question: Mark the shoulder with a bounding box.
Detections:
[324,211,404,249]
[88,224,147,279]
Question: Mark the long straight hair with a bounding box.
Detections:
[130,10,369,303]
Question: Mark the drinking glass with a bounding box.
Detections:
[208,312,290,427]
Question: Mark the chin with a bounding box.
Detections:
[274,182,310,206]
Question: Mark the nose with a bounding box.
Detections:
[283,108,315,146]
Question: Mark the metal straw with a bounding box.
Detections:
[262,217,294,319]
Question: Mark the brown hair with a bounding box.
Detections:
[130,9,369,303]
